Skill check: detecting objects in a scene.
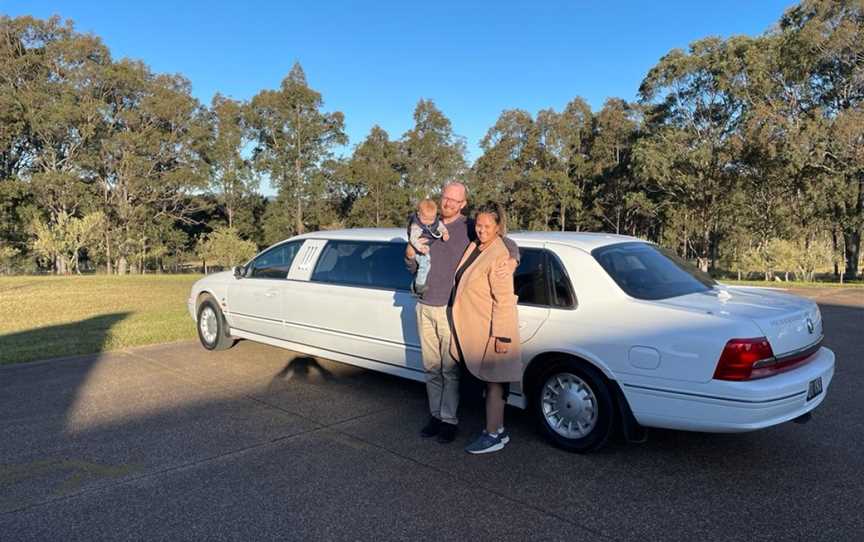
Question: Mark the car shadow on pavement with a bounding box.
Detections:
[270,356,336,386]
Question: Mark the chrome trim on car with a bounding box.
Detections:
[621,383,806,404]
[752,336,824,369]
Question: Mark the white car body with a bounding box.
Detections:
[188,228,834,435]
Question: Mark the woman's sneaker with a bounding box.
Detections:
[465,431,507,454]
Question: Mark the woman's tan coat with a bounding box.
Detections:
[449,237,522,383]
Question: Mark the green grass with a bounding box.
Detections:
[0,274,201,365]
[2,273,860,366]
[719,279,864,289]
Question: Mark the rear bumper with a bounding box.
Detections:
[622,347,835,432]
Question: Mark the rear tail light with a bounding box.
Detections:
[713,338,775,381]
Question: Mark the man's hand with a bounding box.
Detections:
[406,238,429,260]
[494,338,510,354]
[495,257,518,279]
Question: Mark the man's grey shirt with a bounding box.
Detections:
[407,215,519,307]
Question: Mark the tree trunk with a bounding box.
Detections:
[697,227,710,272]
[295,159,304,234]
[842,174,863,280]
[106,228,112,275]
[560,201,566,232]
[56,255,69,275]
[118,256,128,275]
[709,229,719,273]
[831,228,839,278]
[843,228,861,281]
[103,181,112,275]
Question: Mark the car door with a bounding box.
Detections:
[226,241,302,339]
[282,240,422,373]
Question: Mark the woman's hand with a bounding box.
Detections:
[494,337,510,353]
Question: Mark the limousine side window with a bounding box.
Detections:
[515,248,576,309]
[248,241,302,279]
[548,254,576,308]
[311,241,413,291]
[515,249,550,306]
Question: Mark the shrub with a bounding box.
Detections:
[196,227,258,272]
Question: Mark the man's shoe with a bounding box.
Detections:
[465,431,506,454]
[420,417,441,438]
[436,422,458,443]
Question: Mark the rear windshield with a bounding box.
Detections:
[592,242,716,300]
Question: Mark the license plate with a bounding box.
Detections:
[806,377,823,401]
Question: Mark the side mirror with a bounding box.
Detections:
[233,265,244,279]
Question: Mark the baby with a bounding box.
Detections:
[407,198,449,294]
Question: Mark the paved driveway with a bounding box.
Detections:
[1,288,862,541]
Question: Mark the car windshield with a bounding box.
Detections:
[592,242,716,300]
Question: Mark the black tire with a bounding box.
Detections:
[531,357,615,453]
[196,296,235,351]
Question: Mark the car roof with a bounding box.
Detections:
[289,227,645,251]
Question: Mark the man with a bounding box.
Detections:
[406,182,518,443]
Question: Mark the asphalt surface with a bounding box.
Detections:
[1,287,862,541]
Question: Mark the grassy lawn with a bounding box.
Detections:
[0,275,201,365]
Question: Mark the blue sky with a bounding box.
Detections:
[4,0,796,193]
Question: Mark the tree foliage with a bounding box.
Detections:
[248,63,347,237]
[196,226,258,270]
[0,2,861,280]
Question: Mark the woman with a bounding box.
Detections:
[449,203,521,454]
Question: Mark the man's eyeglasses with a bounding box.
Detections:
[442,197,464,204]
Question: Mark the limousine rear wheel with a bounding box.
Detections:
[196,297,234,351]
[531,358,615,453]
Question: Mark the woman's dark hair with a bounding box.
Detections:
[474,202,507,236]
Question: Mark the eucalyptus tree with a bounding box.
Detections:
[399,99,467,200]
[345,125,407,227]
[472,109,537,228]
[0,16,43,181]
[635,36,750,270]
[208,94,258,229]
[535,97,595,231]
[248,62,347,236]
[0,16,110,271]
[558,97,596,231]
[590,98,650,236]
[726,34,826,253]
[97,60,210,274]
[778,0,864,278]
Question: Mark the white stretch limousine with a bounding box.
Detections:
[188,229,835,452]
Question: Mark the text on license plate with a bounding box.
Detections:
[806,377,823,401]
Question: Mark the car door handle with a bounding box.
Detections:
[519,321,528,329]
[264,290,278,298]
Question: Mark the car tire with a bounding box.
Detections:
[531,358,615,453]
[196,296,234,351]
